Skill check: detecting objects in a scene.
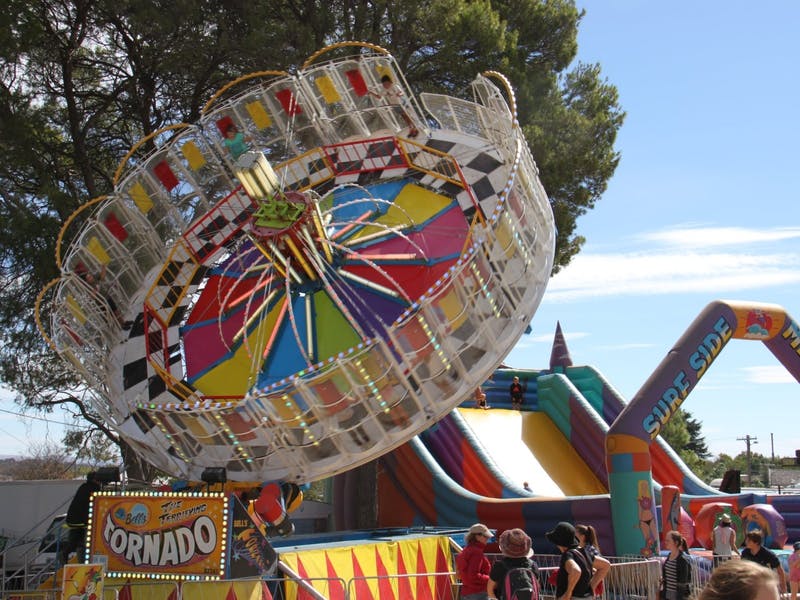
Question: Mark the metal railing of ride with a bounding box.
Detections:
[0,502,73,596]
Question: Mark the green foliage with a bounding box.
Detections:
[683,411,710,459]
[303,479,331,503]
[0,0,624,478]
[660,409,712,480]
[63,428,120,467]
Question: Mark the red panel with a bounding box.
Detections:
[186,275,223,325]
[378,444,436,526]
[323,554,347,600]
[414,546,433,600]
[153,160,179,191]
[348,550,374,600]
[345,69,368,97]
[221,411,257,441]
[373,550,396,599]
[275,88,302,116]
[216,115,234,135]
[396,552,414,598]
[652,444,685,492]
[394,316,434,358]
[117,583,133,600]
[343,261,452,302]
[461,438,503,498]
[434,547,452,600]
[377,467,417,527]
[631,451,652,472]
[103,211,129,242]
[185,274,258,325]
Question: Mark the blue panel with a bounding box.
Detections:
[257,294,310,387]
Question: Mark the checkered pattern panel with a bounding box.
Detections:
[117,130,511,408]
[183,190,255,262]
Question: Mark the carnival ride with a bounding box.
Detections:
[375,304,800,556]
[36,42,555,487]
[33,36,800,563]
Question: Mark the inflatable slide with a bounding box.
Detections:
[375,302,800,554]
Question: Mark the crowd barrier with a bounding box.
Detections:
[3,552,715,599]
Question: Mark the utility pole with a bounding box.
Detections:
[770,433,775,463]
[738,435,758,486]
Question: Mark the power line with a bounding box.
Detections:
[0,406,91,428]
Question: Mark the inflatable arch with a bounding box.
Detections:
[606,300,800,555]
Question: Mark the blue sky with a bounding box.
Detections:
[507,1,800,459]
[2,2,799,460]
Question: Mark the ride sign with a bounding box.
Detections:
[88,492,229,579]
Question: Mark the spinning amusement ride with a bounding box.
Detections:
[37,42,555,485]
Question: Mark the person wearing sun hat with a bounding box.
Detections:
[487,528,539,600]
[546,521,609,599]
[457,523,493,599]
[712,513,739,567]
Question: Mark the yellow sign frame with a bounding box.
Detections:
[88,492,229,580]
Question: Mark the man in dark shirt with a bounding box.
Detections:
[60,472,101,565]
[740,529,787,594]
[509,376,526,410]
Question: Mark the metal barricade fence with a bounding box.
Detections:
[347,572,458,600]
[484,553,665,600]
[6,552,709,600]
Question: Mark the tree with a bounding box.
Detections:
[683,410,710,459]
[660,408,712,480]
[8,441,77,480]
[63,428,119,468]
[0,0,624,481]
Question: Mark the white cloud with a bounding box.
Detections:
[637,225,800,248]
[517,331,589,345]
[741,365,798,384]
[543,241,800,303]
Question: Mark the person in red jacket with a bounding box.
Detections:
[457,523,493,599]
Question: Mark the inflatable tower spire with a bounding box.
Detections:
[549,321,573,372]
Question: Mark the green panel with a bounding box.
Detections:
[313,290,362,361]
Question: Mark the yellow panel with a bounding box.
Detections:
[86,236,111,265]
[348,183,452,243]
[434,287,467,331]
[315,75,341,104]
[175,412,210,440]
[521,411,607,495]
[192,302,285,397]
[66,294,87,324]
[129,182,154,214]
[245,100,272,129]
[180,140,207,170]
[269,391,308,425]
[494,217,515,258]
[104,582,178,600]
[181,580,268,600]
[375,64,392,79]
[280,535,453,600]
